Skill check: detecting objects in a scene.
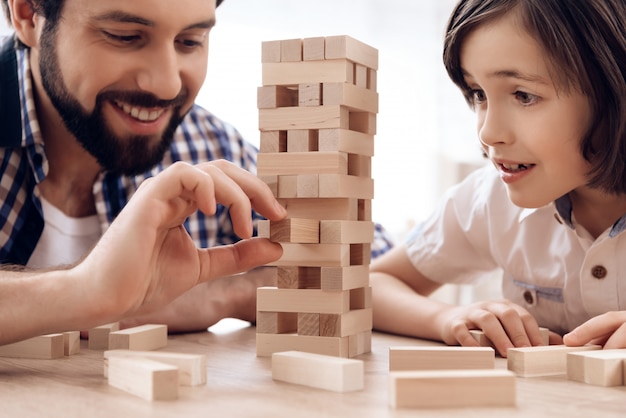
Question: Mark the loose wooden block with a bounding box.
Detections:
[89,323,120,350]
[257,287,350,314]
[109,324,168,351]
[325,35,379,70]
[259,105,349,132]
[389,346,495,371]
[389,369,516,409]
[262,60,353,86]
[0,334,65,359]
[567,349,626,386]
[104,350,207,386]
[320,220,374,244]
[507,344,601,377]
[257,332,350,357]
[323,82,378,113]
[107,356,178,401]
[257,219,270,238]
[469,327,550,348]
[318,174,374,199]
[318,128,374,157]
[272,350,364,392]
[63,331,80,356]
[271,243,351,267]
[269,218,320,243]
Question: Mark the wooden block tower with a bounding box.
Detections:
[256,35,378,358]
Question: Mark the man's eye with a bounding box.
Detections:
[103,32,140,44]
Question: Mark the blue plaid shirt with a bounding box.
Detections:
[0,38,393,265]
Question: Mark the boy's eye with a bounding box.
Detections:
[470,89,486,103]
[514,91,539,105]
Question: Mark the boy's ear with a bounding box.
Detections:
[8,0,41,48]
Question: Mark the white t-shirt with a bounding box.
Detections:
[27,196,101,269]
[405,165,626,335]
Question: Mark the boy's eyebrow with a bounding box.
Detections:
[462,68,549,85]
[92,11,216,30]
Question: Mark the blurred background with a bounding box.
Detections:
[0,0,486,243]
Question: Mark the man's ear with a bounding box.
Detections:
[7,0,41,48]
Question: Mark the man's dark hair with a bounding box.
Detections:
[443,0,626,194]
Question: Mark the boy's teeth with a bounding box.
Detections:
[502,163,527,172]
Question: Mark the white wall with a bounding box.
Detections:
[0,1,484,241]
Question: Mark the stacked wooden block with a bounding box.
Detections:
[255,35,378,358]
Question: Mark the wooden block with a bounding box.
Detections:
[272,243,351,267]
[262,60,353,86]
[321,265,369,290]
[567,349,626,386]
[257,332,350,357]
[389,369,516,409]
[277,266,321,289]
[295,174,319,198]
[325,35,379,70]
[349,330,371,357]
[298,83,322,107]
[280,38,302,62]
[0,334,64,359]
[348,154,371,177]
[259,175,278,197]
[359,198,372,222]
[350,285,372,309]
[323,82,378,113]
[320,308,372,337]
[261,40,281,63]
[349,111,376,135]
[287,129,318,152]
[272,351,364,392]
[109,324,168,351]
[63,331,80,356]
[298,313,320,336]
[303,36,325,61]
[354,64,368,88]
[269,218,319,243]
[257,287,350,314]
[260,130,287,153]
[89,322,120,350]
[318,128,374,157]
[257,219,270,239]
[469,327,550,348]
[256,311,297,334]
[507,344,601,377]
[277,175,297,198]
[368,68,377,91]
[104,350,207,386]
[259,105,349,132]
[279,197,361,221]
[389,346,495,371]
[320,220,374,244]
[257,85,297,109]
[257,151,348,177]
[319,174,374,199]
[107,356,178,401]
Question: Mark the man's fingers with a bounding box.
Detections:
[196,238,283,282]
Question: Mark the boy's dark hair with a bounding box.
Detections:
[443,0,626,194]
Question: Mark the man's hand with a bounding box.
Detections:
[76,160,286,323]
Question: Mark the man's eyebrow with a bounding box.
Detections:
[92,11,216,30]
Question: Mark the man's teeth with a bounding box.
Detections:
[502,163,529,172]
[117,102,165,122]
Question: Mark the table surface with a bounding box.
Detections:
[1,320,625,418]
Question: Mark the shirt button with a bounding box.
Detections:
[523,290,534,304]
[591,265,607,279]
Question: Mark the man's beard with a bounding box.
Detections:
[38,26,189,176]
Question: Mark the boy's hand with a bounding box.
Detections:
[564,311,626,349]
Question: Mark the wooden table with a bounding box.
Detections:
[0,320,625,417]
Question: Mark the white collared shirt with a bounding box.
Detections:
[405,165,626,335]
